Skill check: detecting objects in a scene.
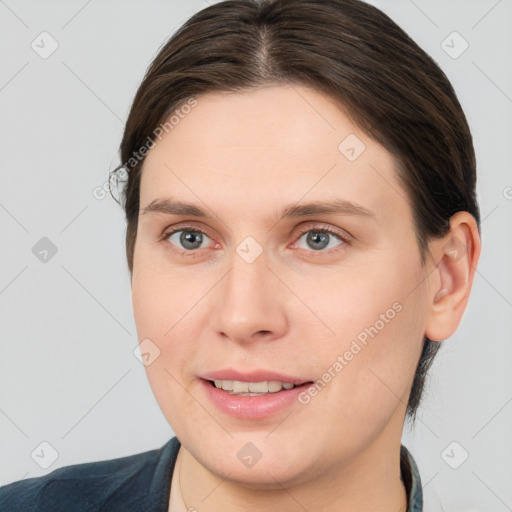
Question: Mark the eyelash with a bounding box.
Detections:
[160,223,351,258]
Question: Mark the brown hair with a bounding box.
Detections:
[110,0,480,423]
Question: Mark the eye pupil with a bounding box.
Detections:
[307,231,329,250]
[180,231,203,249]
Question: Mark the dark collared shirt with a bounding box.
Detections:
[0,437,422,511]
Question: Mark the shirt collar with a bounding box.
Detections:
[400,444,423,512]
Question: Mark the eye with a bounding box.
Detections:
[294,226,349,252]
[164,228,215,254]
[160,223,350,257]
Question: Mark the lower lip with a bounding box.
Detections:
[199,379,311,419]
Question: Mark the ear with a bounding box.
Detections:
[425,211,481,342]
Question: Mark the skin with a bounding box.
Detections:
[130,83,481,512]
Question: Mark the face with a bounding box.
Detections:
[131,84,431,486]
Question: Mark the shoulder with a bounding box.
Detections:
[0,436,180,512]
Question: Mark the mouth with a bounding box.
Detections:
[198,369,315,418]
[205,379,313,396]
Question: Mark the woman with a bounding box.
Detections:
[0,0,481,510]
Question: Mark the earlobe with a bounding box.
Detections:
[425,212,481,342]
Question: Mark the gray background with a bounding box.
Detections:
[1,1,511,510]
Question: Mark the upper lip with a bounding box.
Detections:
[201,369,312,386]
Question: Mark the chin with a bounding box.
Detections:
[186,430,316,487]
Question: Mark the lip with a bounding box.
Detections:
[198,369,314,420]
[201,368,310,386]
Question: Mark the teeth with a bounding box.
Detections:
[249,381,267,392]
[222,380,233,391]
[268,380,283,392]
[213,380,296,394]
[233,381,249,393]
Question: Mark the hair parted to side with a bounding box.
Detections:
[110,0,480,424]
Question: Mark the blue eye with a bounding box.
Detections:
[161,224,350,258]
[296,229,347,251]
[166,229,213,251]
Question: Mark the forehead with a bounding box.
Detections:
[139,84,409,225]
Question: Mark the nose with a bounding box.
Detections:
[209,249,289,344]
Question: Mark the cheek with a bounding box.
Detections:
[292,251,426,349]
[131,265,205,430]
[298,254,427,418]
[130,256,215,414]
[131,249,209,342]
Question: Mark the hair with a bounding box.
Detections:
[110,0,480,424]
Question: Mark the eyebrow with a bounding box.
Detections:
[140,197,375,221]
